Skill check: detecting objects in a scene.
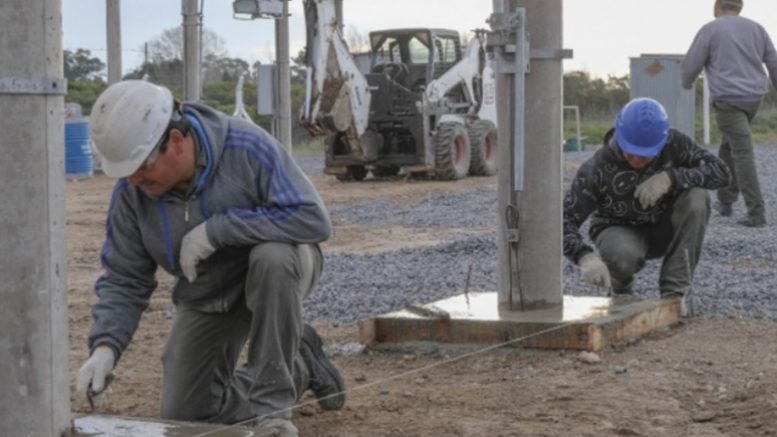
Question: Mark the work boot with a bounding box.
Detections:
[737,213,766,227]
[254,417,298,437]
[716,202,733,217]
[301,324,346,411]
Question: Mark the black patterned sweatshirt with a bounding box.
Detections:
[563,128,731,264]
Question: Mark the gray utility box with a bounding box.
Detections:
[630,54,695,140]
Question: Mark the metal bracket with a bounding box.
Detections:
[485,11,529,75]
[0,77,67,96]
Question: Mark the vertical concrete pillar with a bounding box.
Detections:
[335,0,344,34]
[274,0,292,151]
[517,0,563,308]
[495,0,564,310]
[106,0,122,84]
[0,0,71,435]
[182,0,201,100]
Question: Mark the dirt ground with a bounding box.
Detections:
[66,173,777,437]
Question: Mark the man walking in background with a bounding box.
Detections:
[682,0,777,227]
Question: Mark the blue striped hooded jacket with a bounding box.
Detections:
[88,102,331,359]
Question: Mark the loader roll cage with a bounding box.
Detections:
[369,29,462,92]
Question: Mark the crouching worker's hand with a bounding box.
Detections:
[76,345,116,401]
[635,171,672,208]
[578,253,611,288]
[180,221,215,283]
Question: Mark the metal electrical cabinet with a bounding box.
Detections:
[630,54,696,140]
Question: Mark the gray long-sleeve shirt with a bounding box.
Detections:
[682,15,777,101]
[88,103,332,359]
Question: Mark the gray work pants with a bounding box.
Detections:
[595,188,710,295]
[714,100,764,216]
[160,242,322,424]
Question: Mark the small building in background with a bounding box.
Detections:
[630,54,696,140]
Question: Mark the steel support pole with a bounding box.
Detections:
[274,0,292,151]
[0,0,71,435]
[106,0,122,84]
[182,0,201,100]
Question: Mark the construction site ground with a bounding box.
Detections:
[67,172,777,437]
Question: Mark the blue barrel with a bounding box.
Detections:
[64,119,93,179]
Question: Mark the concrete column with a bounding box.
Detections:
[0,0,71,435]
[517,0,563,308]
[335,0,344,34]
[182,0,201,100]
[106,0,122,84]
[274,0,292,151]
[496,0,564,310]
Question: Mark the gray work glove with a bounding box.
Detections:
[578,252,611,288]
[76,345,116,401]
[180,221,216,283]
[634,171,672,209]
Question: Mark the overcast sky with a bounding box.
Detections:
[62,0,777,79]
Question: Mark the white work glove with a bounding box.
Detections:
[76,345,116,400]
[180,221,216,283]
[634,171,672,209]
[578,252,611,288]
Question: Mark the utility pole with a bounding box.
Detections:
[0,0,71,435]
[274,0,292,150]
[493,0,565,310]
[335,0,344,34]
[182,0,201,100]
[106,0,122,84]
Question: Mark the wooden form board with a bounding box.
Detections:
[358,293,681,352]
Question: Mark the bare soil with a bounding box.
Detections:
[67,174,777,437]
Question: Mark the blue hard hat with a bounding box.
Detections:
[615,97,669,157]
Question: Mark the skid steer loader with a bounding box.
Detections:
[299,0,498,181]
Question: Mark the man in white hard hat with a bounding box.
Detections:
[75,80,343,436]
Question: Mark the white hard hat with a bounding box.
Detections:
[90,80,174,178]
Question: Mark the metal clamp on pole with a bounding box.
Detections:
[0,77,67,96]
[485,11,529,75]
[486,8,527,193]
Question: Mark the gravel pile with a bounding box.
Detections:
[296,145,777,325]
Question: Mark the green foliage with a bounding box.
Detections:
[66,81,107,115]
[564,117,612,145]
[69,59,777,147]
[64,49,106,82]
[563,71,629,119]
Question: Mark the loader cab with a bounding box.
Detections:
[369,28,462,91]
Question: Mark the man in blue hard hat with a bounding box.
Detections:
[682,0,777,227]
[563,98,731,305]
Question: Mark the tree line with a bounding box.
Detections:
[65,26,777,147]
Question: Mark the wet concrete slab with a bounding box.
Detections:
[73,415,254,436]
[358,292,681,351]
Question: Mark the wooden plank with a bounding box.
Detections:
[359,294,682,352]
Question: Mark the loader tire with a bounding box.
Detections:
[335,165,368,182]
[434,122,471,180]
[468,119,498,176]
